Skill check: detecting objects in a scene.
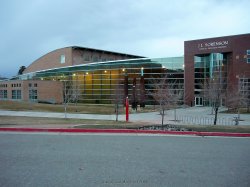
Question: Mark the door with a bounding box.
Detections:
[195,97,203,106]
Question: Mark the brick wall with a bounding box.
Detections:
[24,46,144,74]
[184,34,250,106]
[24,47,73,74]
[0,80,63,104]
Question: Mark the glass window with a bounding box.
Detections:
[247,58,250,63]
[12,90,21,99]
[29,89,37,100]
[33,57,185,104]
[60,55,65,64]
[247,50,250,55]
[0,90,7,99]
[34,83,37,87]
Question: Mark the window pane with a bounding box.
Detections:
[60,55,65,64]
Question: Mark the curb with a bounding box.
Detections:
[0,128,250,137]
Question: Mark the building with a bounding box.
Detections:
[0,46,145,104]
[23,46,144,74]
[1,46,184,105]
[0,34,249,107]
[20,57,184,105]
[0,80,63,103]
[184,33,250,106]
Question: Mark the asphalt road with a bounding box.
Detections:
[0,133,249,187]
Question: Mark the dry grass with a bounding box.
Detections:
[0,100,116,114]
[0,116,144,129]
[0,116,250,132]
[0,100,156,114]
[178,124,250,133]
[222,108,250,114]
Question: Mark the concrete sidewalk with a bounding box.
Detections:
[0,107,250,125]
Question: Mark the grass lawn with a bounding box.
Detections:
[178,124,250,133]
[0,100,156,114]
[0,100,116,114]
[0,116,143,129]
[0,116,250,133]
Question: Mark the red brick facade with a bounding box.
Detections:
[24,46,143,74]
[184,34,250,106]
[0,80,63,103]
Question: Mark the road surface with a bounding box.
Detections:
[0,132,249,187]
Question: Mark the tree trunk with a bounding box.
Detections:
[115,104,118,121]
[74,101,78,112]
[174,108,176,121]
[161,109,164,129]
[237,108,240,121]
[214,107,218,125]
[64,103,67,119]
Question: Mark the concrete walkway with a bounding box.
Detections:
[0,107,250,126]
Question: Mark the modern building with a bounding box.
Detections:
[185,33,250,106]
[20,57,184,105]
[1,46,184,105]
[0,34,249,107]
[0,46,145,104]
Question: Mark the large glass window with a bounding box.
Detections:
[194,53,228,105]
[34,57,184,104]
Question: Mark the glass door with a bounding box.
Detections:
[195,97,203,106]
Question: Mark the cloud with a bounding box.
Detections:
[0,0,249,77]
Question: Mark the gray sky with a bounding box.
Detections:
[0,0,249,78]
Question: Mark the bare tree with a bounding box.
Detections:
[239,78,250,113]
[203,76,226,125]
[71,78,81,112]
[149,75,183,128]
[227,78,250,122]
[18,66,26,75]
[113,81,124,121]
[63,79,74,118]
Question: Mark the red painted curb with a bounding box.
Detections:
[0,128,250,137]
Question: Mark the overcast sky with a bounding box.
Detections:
[0,0,249,77]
